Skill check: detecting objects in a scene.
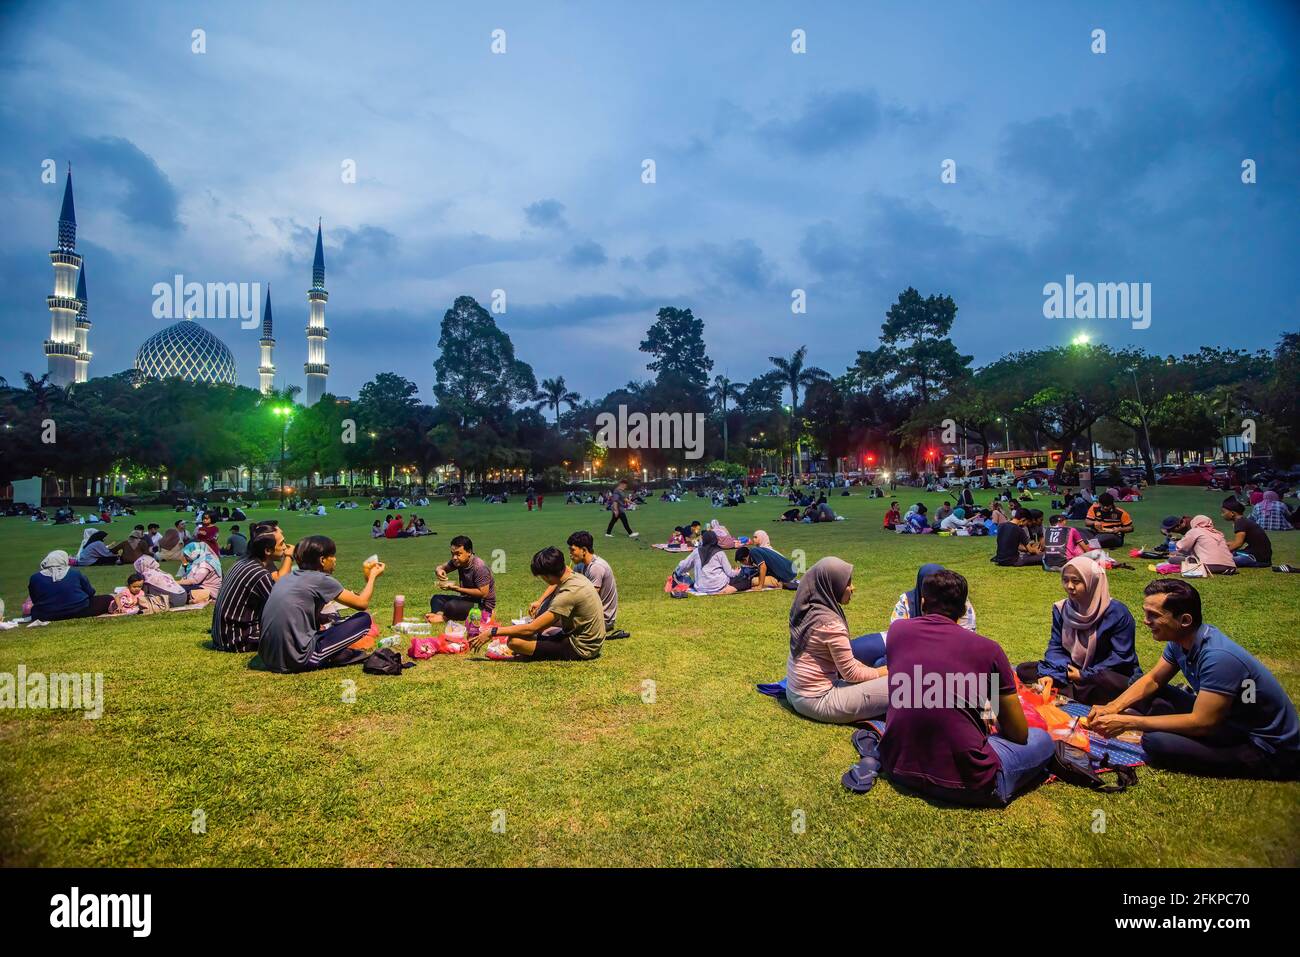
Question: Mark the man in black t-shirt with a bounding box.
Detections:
[1221,498,1272,567]
[991,510,1041,566]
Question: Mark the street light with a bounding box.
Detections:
[274,405,293,508]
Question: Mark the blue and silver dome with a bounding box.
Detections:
[134,318,237,385]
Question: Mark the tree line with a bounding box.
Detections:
[2,289,1296,494]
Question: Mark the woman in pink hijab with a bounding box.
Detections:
[1172,515,1238,574]
[751,529,771,548]
[1015,557,1141,703]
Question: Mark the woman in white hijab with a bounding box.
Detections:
[28,550,113,620]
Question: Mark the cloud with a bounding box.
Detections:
[689,238,773,291]
[70,135,181,232]
[563,240,608,269]
[755,90,925,156]
[524,198,568,229]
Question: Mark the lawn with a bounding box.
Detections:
[0,486,1297,867]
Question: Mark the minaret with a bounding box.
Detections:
[304,220,329,404]
[44,164,82,387]
[258,285,276,395]
[74,264,91,383]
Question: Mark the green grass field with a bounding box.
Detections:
[1,487,1297,867]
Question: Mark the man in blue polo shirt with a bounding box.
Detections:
[1087,579,1300,779]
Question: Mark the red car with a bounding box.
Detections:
[1155,465,1216,486]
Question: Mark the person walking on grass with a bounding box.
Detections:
[605,479,639,539]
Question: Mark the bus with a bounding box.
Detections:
[984,449,1066,475]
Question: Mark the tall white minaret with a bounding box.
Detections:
[45,164,82,387]
[304,220,329,404]
[74,263,91,383]
[258,284,276,395]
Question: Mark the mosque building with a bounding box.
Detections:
[42,165,331,402]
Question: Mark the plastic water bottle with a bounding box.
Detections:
[377,634,400,650]
[392,594,405,626]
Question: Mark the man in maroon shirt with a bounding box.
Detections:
[879,569,1054,806]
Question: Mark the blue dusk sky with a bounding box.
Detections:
[1,0,1296,399]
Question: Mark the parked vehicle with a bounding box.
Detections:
[1155,465,1217,486]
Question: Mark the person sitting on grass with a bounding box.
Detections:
[1250,490,1294,532]
[902,503,931,533]
[132,555,210,607]
[527,531,628,639]
[210,533,283,652]
[1165,515,1238,575]
[784,557,889,724]
[939,506,970,533]
[196,512,220,551]
[470,546,606,661]
[672,530,738,594]
[1220,498,1272,568]
[76,528,118,566]
[157,520,189,562]
[883,501,902,530]
[256,536,385,674]
[179,541,223,597]
[109,525,154,565]
[426,535,496,624]
[1015,557,1140,704]
[28,550,114,620]
[879,569,1054,806]
[935,501,953,524]
[109,572,148,615]
[222,524,248,558]
[1086,579,1300,779]
[1085,492,1133,548]
[735,543,799,590]
[1040,513,1093,569]
[991,509,1042,566]
[850,562,976,667]
[371,519,384,539]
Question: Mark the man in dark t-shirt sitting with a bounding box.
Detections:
[879,569,1054,807]
[426,535,497,623]
[991,510,1041,566]
[1220,498,1272,568]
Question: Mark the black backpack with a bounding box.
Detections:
[1050,741,1138,793]
[362,648,414,675]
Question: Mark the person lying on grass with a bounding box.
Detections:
[469,546,606,661]
[734,544,798,590]
[784,557,889,724]
[1015,556,1140,705]
[255,535,385,674]
[1084,578,1300,779]
[426,535,496,624]
[879,568,1054,807]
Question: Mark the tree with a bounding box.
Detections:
[768,346,828,475]
[861,287,972,403]
[707,374,739,461]
[639,306,713,407]
[536,376,581,431]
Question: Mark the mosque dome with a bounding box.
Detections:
[134,318,237,385]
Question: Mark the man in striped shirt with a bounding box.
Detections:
[210,525,292,652]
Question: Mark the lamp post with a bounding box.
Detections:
[274,405,292,508]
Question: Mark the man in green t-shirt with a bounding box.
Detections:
[470,546,606,661]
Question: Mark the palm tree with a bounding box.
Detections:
[536,376,581,431]
[707,374,738,461]
[768,347,828,477]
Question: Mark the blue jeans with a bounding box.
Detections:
[850,632,887,667]
[987,728,1055,804]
